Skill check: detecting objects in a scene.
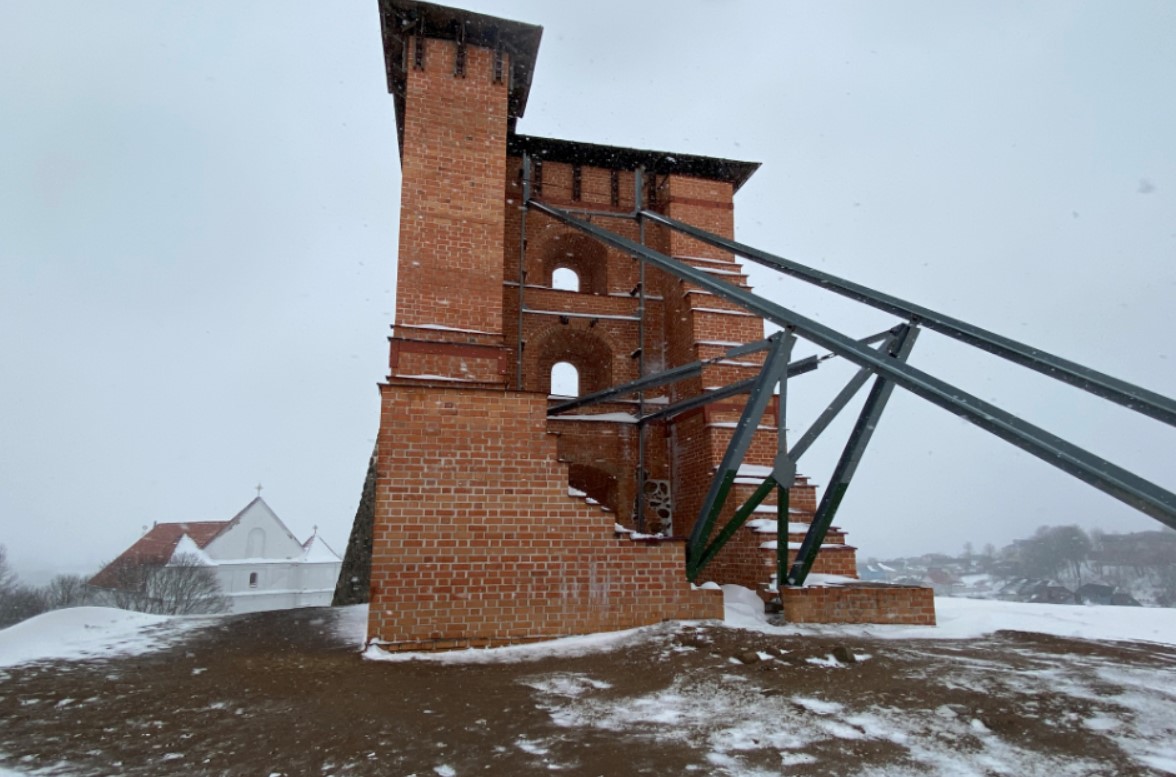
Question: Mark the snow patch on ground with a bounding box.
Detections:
[364,624,659,665]
[521,667,1128,777]
[722,584,1176,646]
[0,607,208,670]
[331,603,368,649]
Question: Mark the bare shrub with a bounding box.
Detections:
[97,554,229,616]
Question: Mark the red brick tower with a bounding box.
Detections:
[368,2,725,651]
[363,1,930,650]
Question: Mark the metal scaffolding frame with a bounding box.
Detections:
[518,153,1176,586]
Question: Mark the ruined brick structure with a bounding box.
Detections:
[357,1,932,650]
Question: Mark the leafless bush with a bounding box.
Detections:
[0,545,49,628]
[43,574,95,609]
[97,554,229,616]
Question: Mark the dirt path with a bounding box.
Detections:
[2,607,1175,776]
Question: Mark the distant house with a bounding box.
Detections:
[1075,583,1143,607]
[924,568,963,595]
[1029,583,1076,605]
[997,578,1076,604]
[91,497,341,614]
[1075,583,1116,606]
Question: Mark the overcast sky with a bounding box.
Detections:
[2,1,1173,582]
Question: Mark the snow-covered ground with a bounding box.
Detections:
[356,591,1176,775]
[4,596,1176,776]
[356,587,1176,665]
[6,591,1176,672]
[0,607,208,670]
[722,585,1176,646]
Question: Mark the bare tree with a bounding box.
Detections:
[0,588,48,628]
[0,545,49,628]
[96,554,229,616]
[0,545,15,596]
[43,574,95,609]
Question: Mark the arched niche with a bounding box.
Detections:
[538,230,608,295]
[245,528,266,558]
[533,328,614,396]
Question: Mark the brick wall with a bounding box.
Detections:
[700,519,859,593]
[368,383,722,650]
[394,37,509,361]
[780,584,936,625]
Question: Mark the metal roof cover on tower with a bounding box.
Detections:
[377,0,543,153]
[509,134,761,193]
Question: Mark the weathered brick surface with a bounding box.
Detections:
[780,584,936,625]
[368,384,722,649]
[393,37,509,355]
[700,516,859,594]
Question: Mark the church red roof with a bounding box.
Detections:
[89,521,227,588]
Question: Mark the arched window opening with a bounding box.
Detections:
[245,527,266,557]
[550,361,580,397]
[538,231,608,295]
[248,571,259,588]
[552,267,580,292]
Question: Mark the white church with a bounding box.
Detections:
[92,496,342,614]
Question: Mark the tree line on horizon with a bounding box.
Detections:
[872,525,1176,606]
[0,545,228,629]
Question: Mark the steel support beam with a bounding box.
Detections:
[640,378,757,424]
[527,199,1176,530]
[693,476,778,579]
[789,330,900,463]
[548,339,773,416]
[686,333,794,580]
[787,324,919,586]
[516,154,531,390]
[774,336,797,589]
[638,356,821,424]
[639,209,1176,429]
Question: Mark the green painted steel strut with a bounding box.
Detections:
[685,333,793,580]
[691,476,778,581]
[776,484,791,589]
[787,324,918,586]
[686,469,737,581]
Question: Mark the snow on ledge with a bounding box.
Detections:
[748,518,813,533]
[523,308,639,321]
[691,307,757,317]
[396,323,494,335]
[550,413,638,423]
[753,505,807,515]
[395,374,482,383]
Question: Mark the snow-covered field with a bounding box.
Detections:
[0,607,210,670]
[3,594,1176,776]
[6,593,1174,673]
[722,585,1176,646]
